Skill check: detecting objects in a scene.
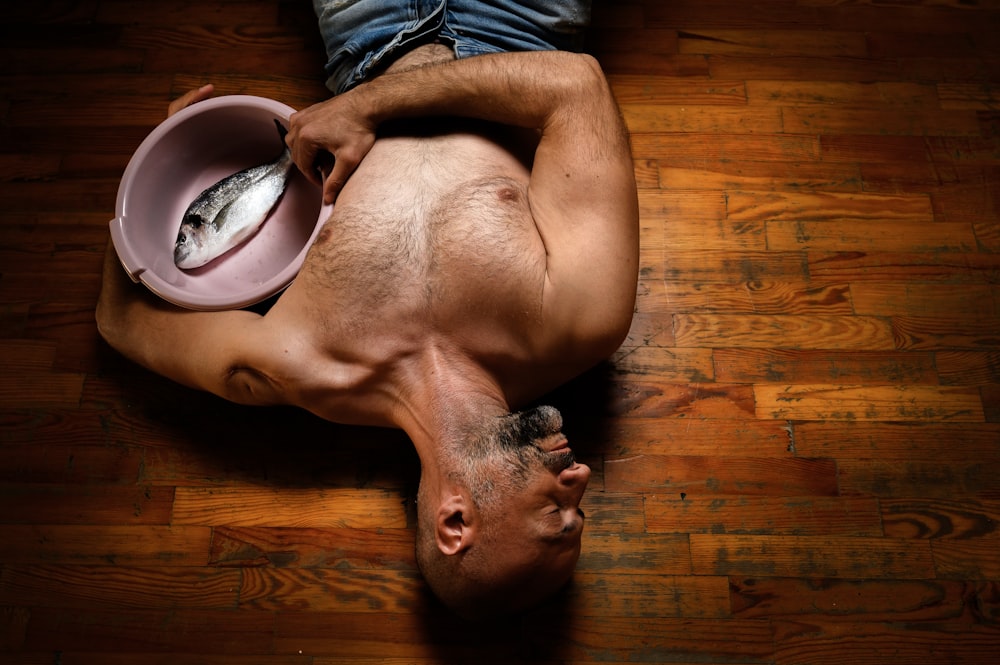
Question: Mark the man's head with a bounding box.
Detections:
[415,405,590,619]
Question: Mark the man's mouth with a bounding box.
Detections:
[541,432,570,453]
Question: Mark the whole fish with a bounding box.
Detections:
[174,119,294,269]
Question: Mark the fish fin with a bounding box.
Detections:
[274,119,288,145]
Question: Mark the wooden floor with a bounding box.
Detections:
[2,0,999,662]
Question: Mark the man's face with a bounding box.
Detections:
[481,407,592,596]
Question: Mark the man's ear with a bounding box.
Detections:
[436,493,478,556]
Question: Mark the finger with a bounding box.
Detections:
[322,159,353,204]
[167,84,214,117]
[292,140,323,188]
[322,176,344,205]
[313,150,336,184]
[286,121,322,188]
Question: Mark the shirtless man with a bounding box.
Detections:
[96,0,638,617]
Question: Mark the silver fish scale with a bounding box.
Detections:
[174,121,294,269]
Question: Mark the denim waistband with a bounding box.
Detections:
[312,0,592,94]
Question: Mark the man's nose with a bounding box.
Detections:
[560,462,591,502]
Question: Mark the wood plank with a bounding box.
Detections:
[118,23,305,52]
[171,487,409,528]
[567,573,732,618]
[747,81,940,108]
[657,250,811,283]
[867,30,979,59]
[239,567,424,613]
[0,565,240,609]
[820,134,931,164]
[597,52,711,77]
[646,1,828,30]
[0,372,85,409]
[0,484,173,525]
[0,525,212,565]
[731,577,976,621]
[838,459,1000,499]
[57,656,309,665]
[602,418,793,457]
[208,526,416,569]
[714,348,939,385]
[926,136,1000,166]
[631,132,821,162]
[893,315,1000,350]
[782,106,983,136]
[767,220,977,253]
[0,408,115,446]
[0,444,143,484]
[881,498,1000,539]
[621,309,677,347]
[793,422,1000,460]
[654,281,853,315]
[729,190,935,224]
[273,611,520,660]
[708,54,902,82]
[755,384,985,422]
[521,615,778,664]
[0,606,29,653]
[612,345,715,382]
[771,618,1000,665]
[601,380,756,420]
[578,532,693,575]
[23,607,274,655]
[674,313,897,350]
[0,340,56,373]
[658,160,862,192]
[689,534,936,578]
[807,251,1000,283]
[622,104,782,134]
[644,214,767,251]
[577,492,647,534]
[58,656,309,665]
[646,495,882,536]
[678,29,867,57]
[938,82,1000,110]
[96,0,278,25]
[640,188,729,225]
[0,47,144,76]
[605,455,839,496]
[851,282,996,316]
[936,350,1000,385]
[932,534,1000,580]
[608,75,747,105]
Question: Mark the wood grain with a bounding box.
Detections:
[2,0,999,662]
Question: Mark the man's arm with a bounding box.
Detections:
[96,85,284,405]
[287,51,639,353]
[95,239,282,405]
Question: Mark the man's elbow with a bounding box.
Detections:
[95,299,121,350]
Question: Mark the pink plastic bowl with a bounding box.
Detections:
[110,95,331,310]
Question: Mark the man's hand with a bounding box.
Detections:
[286,92,377,204]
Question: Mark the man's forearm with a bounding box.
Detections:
[356,50,610,131]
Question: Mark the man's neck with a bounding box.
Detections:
[392,342,509,471]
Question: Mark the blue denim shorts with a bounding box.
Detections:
[312,0,592,94]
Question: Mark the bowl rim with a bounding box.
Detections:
[110,94,324,311]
